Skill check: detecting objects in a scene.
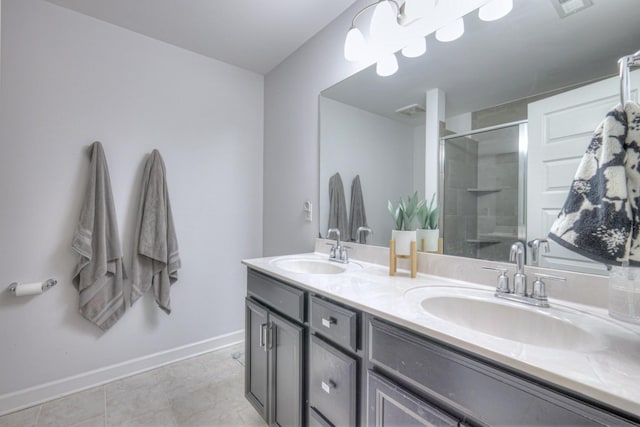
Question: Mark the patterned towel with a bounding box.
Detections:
[548,102,640,266]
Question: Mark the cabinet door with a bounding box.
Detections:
[368,371,458,427]
[270,312,304,427]
[245,298,269,422]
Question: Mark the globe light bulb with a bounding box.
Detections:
[479,0,513,21]
[401,37,426,58]
[344,27,366,62]
[435,17,464,42]
[376,53,398,77]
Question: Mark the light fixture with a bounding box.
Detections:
[479,0,513,21]
[435,17,464,42]
[344,0,514,77]
[402,37,426,58]
[376,53,399,77]
[344,27,366,62]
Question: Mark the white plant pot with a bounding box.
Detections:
[391,230,416,256]
[417,229,439,252]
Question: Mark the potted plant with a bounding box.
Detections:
[387,191,419,255]
[416,193,440,252]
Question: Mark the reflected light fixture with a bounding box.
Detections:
[344,0,514,77]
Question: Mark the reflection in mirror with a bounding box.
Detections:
[441,122,526,263]
[319,0,640,276]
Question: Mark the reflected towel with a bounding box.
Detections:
[349,175,368,242]
[548,102,640,265]
[130,150,181,314]
[328,172,348,239]
[72,141,126,331]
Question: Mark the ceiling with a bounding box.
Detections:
[44,0,359,74]
[322,0,640,123]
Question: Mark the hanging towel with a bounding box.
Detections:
[328,172,348,239]
[72,141,126,331]
[548,102,640,266]
[130,150,181,314]
[349,175,368,243]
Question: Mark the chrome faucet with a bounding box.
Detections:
[327,228,349,263]
[356,226,373,244]
[527,238,550,265]
[510,241,527,296]
[482,241,565,308]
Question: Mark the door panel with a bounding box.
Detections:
[527,71,640,274]
[270,312,304,427]
[245,298,269,421]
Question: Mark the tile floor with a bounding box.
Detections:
[0,343,265,427]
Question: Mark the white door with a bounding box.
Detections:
[527,70,640,274]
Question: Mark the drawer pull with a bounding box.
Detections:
[321,317,336,328]
[321,380,336,394]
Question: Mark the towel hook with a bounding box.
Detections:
[619,49,640,105]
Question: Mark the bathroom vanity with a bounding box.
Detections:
[243,250,640,426]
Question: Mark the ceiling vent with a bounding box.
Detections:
[551,0,593,18]
[395,104,426,117]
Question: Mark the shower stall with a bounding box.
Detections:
[440,121,527,263]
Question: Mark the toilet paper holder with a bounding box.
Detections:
[7,278,58,293]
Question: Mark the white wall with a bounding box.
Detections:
[319,97,416,246]
[0,0,263,413]
[263,0,373,256]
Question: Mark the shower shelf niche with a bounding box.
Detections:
[466,188,502,193]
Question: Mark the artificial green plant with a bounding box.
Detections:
[387,191,419,231]
[417,193,440,230]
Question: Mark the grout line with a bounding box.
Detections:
[33,404,43,427]
[103,386,107,427]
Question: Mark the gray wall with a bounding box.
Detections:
[263,0,372,256]
[0,0,263,411]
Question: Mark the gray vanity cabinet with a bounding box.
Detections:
[245,270,306,427]
[367,370,459,427]
[367,316,638,427]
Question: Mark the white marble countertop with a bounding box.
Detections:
[242,252,640,417]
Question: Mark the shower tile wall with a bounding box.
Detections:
[443,137,478,258]
[476,151,520,261]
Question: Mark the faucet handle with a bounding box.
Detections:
[531,273,566,301]
[325,242,337,258]
[482,266,510,293]
[340,245,352,262]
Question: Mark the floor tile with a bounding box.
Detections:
[173,406,245,427]
[106,386,169,426]
[237,406,266,427]
[37,387,105,427]
[105,370,162,399]
[109,408,176,427]
[0,406,40,427]
[70,415,105,427]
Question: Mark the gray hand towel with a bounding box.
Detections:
[349,175,368,242]
[131,150,181,314]
[71,141,126,331]
[328,172,349,239]
[548,102,640,265]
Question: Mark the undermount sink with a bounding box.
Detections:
[404,287,612,351]
[271,257,360,275]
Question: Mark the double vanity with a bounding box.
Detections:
[242,243,640,426]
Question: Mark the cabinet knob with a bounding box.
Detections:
[321,317,336,328]
[321,380,336,394]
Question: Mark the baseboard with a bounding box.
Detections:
[0,329,244,416]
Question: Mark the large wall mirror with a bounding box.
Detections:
[319,0,640,276]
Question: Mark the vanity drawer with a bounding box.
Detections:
[310,295,358,351]
[247,269,305,323]
[309,335,357,427]
[368,318,636,426]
